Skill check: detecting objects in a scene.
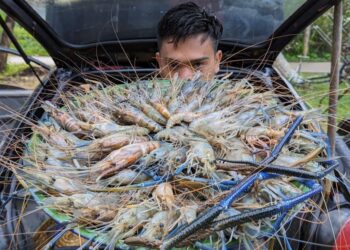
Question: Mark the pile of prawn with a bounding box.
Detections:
[12,74,331,249]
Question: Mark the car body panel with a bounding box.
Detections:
[0,0,334,69]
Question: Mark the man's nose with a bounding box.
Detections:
[177,66,194,80]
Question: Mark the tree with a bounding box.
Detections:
[303,26,311,57]
[284,2,350,61]
[0,15,15,72]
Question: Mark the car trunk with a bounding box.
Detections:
[0,0,335,68]
[0,1,336,139]
[2,1,350,249]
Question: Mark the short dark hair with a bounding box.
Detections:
[157,2,223,51]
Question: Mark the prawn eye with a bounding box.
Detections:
[159,223,164,228]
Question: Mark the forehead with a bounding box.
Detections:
[159,35,215,62]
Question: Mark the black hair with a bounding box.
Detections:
[157,2,223,51]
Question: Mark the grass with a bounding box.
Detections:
[294,74,350,123]
[0,63,29,78]
[284,51,332,62]
[0,63,41,90]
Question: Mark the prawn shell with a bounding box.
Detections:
[189,140,216,164]
[153,183,175,210]
[34,126,69,147]
[76,135,149,160]
[74,207,116,223]
[52,177,86,194]
[131,100,167,125]
[150,102,171,119]
[114,103,163,132]
[174,98,201,113]
[43,102,84,133]
[166,112,201,129]
[52,110,83,133]
[101,169,149,185]
[140,210,178,240]
[95,141,160,180]
[75,110,108,124]
[100,135,149,149]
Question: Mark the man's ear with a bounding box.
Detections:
[215,50,223,72]
[156,52,161,67]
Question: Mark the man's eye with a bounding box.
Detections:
[193,62,202,69]
[168,62,179,70]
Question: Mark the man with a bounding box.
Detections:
[156,2,223,80]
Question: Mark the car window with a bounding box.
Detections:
[25,0,307,45]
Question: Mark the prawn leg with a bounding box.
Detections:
[216,158,338,179]
[260,116,303,164]
[211,181,322,231]
[161,173,265,249]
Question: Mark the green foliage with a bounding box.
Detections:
[295,78,350,122]
[284,16,332,61]
[0,10,48,56]
[283,0,308,16]
[284,2,350,62]
[11,25,48,56]
[0,63,29,78]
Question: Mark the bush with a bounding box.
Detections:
[11,25,48,56]
[284,2,350,62]
[0,10,48,56]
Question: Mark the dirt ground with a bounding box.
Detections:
[0,67,48,90]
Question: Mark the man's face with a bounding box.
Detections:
[156,34,222,80]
